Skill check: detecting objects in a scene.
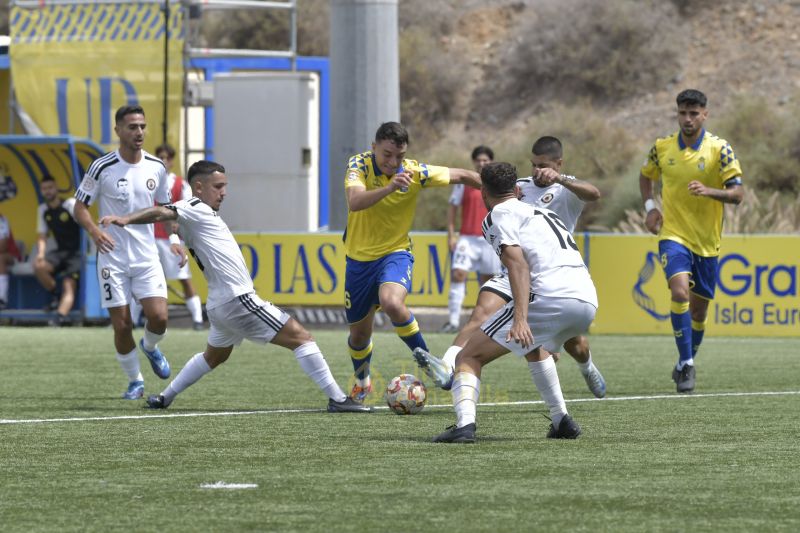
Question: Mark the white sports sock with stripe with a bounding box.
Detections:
[116,348,143,383]
[162,352,212,405]
[452,372,480,428]
[528,357,567,427]
[295,342,347,402]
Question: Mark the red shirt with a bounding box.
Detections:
[455,185,489,236]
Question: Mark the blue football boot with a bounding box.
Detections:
[139,339,171,379]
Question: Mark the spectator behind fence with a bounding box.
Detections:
[34,175,82,326]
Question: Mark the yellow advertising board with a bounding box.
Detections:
[175,232,799,337]
[587,234,800,337]
[9,4,184,163]
[177,233,473,308]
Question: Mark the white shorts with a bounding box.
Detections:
[481,294,596,356]
[156,238,191,280]
[480,274,513,301]
[97,254,167,309]
[452,235,501,276]
[207,292,290,348]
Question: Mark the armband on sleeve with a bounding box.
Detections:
[723,177,743,188]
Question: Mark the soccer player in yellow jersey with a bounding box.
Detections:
[639,89,743,393]
[343,122,481,402]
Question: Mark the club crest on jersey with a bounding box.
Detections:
[146,178,156,191]
[101,268,110,279]
[59,212,69,222]
[697,157,706,171]
[540,193,554,204]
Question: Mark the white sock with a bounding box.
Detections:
[116,348,143,383]
[185,295,203,323]
[142,327,166,352]
[129,300,142,325]
[295,342,347,402]
[577,351,593,375]
[442,345,463,369]
[0,274,8,301]
[447,281,466,326]
[162,352,212,404]
[0,273,8,301]
[452,371,480,428]
[528,357,568,427]
[676,358,694,371]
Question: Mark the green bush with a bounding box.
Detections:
[399,27,466,146]
[712,94,800,194]
[477,0,681,120]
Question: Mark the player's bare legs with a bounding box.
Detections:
[136,296,171,380]
[58,277,77,317]
[33,257,57,292]
[564,335,606,398]
[107,305,146,398]
[109,305,136,353]
[379,281,429,354]
[452,290,506,349]
[139,296,167,334]
[435,331,578,442]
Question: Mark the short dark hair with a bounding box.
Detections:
[374,122,409,146]
[471,145,494,161]
[40,174,56,184]
[480,162,518,196]
[187,160,225,184]
[155,143,176,159]
[115,104,145,124]
[531,136,563,159]
[676,89,707,108]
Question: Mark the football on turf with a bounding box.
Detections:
[385,374,427,415]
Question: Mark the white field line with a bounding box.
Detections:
[1,390,799,426]
[200,482,258,489]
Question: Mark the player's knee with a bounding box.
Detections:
[379,299,406,320]
[111,315,133,334]
[451,269,467,283]
[670,287,689,302]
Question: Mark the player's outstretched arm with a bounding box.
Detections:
[100,206,178,228]
[448,168,481,189]
[557,175,601,202]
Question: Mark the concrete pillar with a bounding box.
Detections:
[328,0,400,230]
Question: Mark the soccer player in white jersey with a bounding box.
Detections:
[129,143,205,330]
[416,137,607,398]
[99,160,370,413]
[73,105,172,400]
[432,162,598,443]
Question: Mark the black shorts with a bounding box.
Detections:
[45,249,82,278]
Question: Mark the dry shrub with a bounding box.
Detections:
[608,188,800,234]
[476,0,681,121]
